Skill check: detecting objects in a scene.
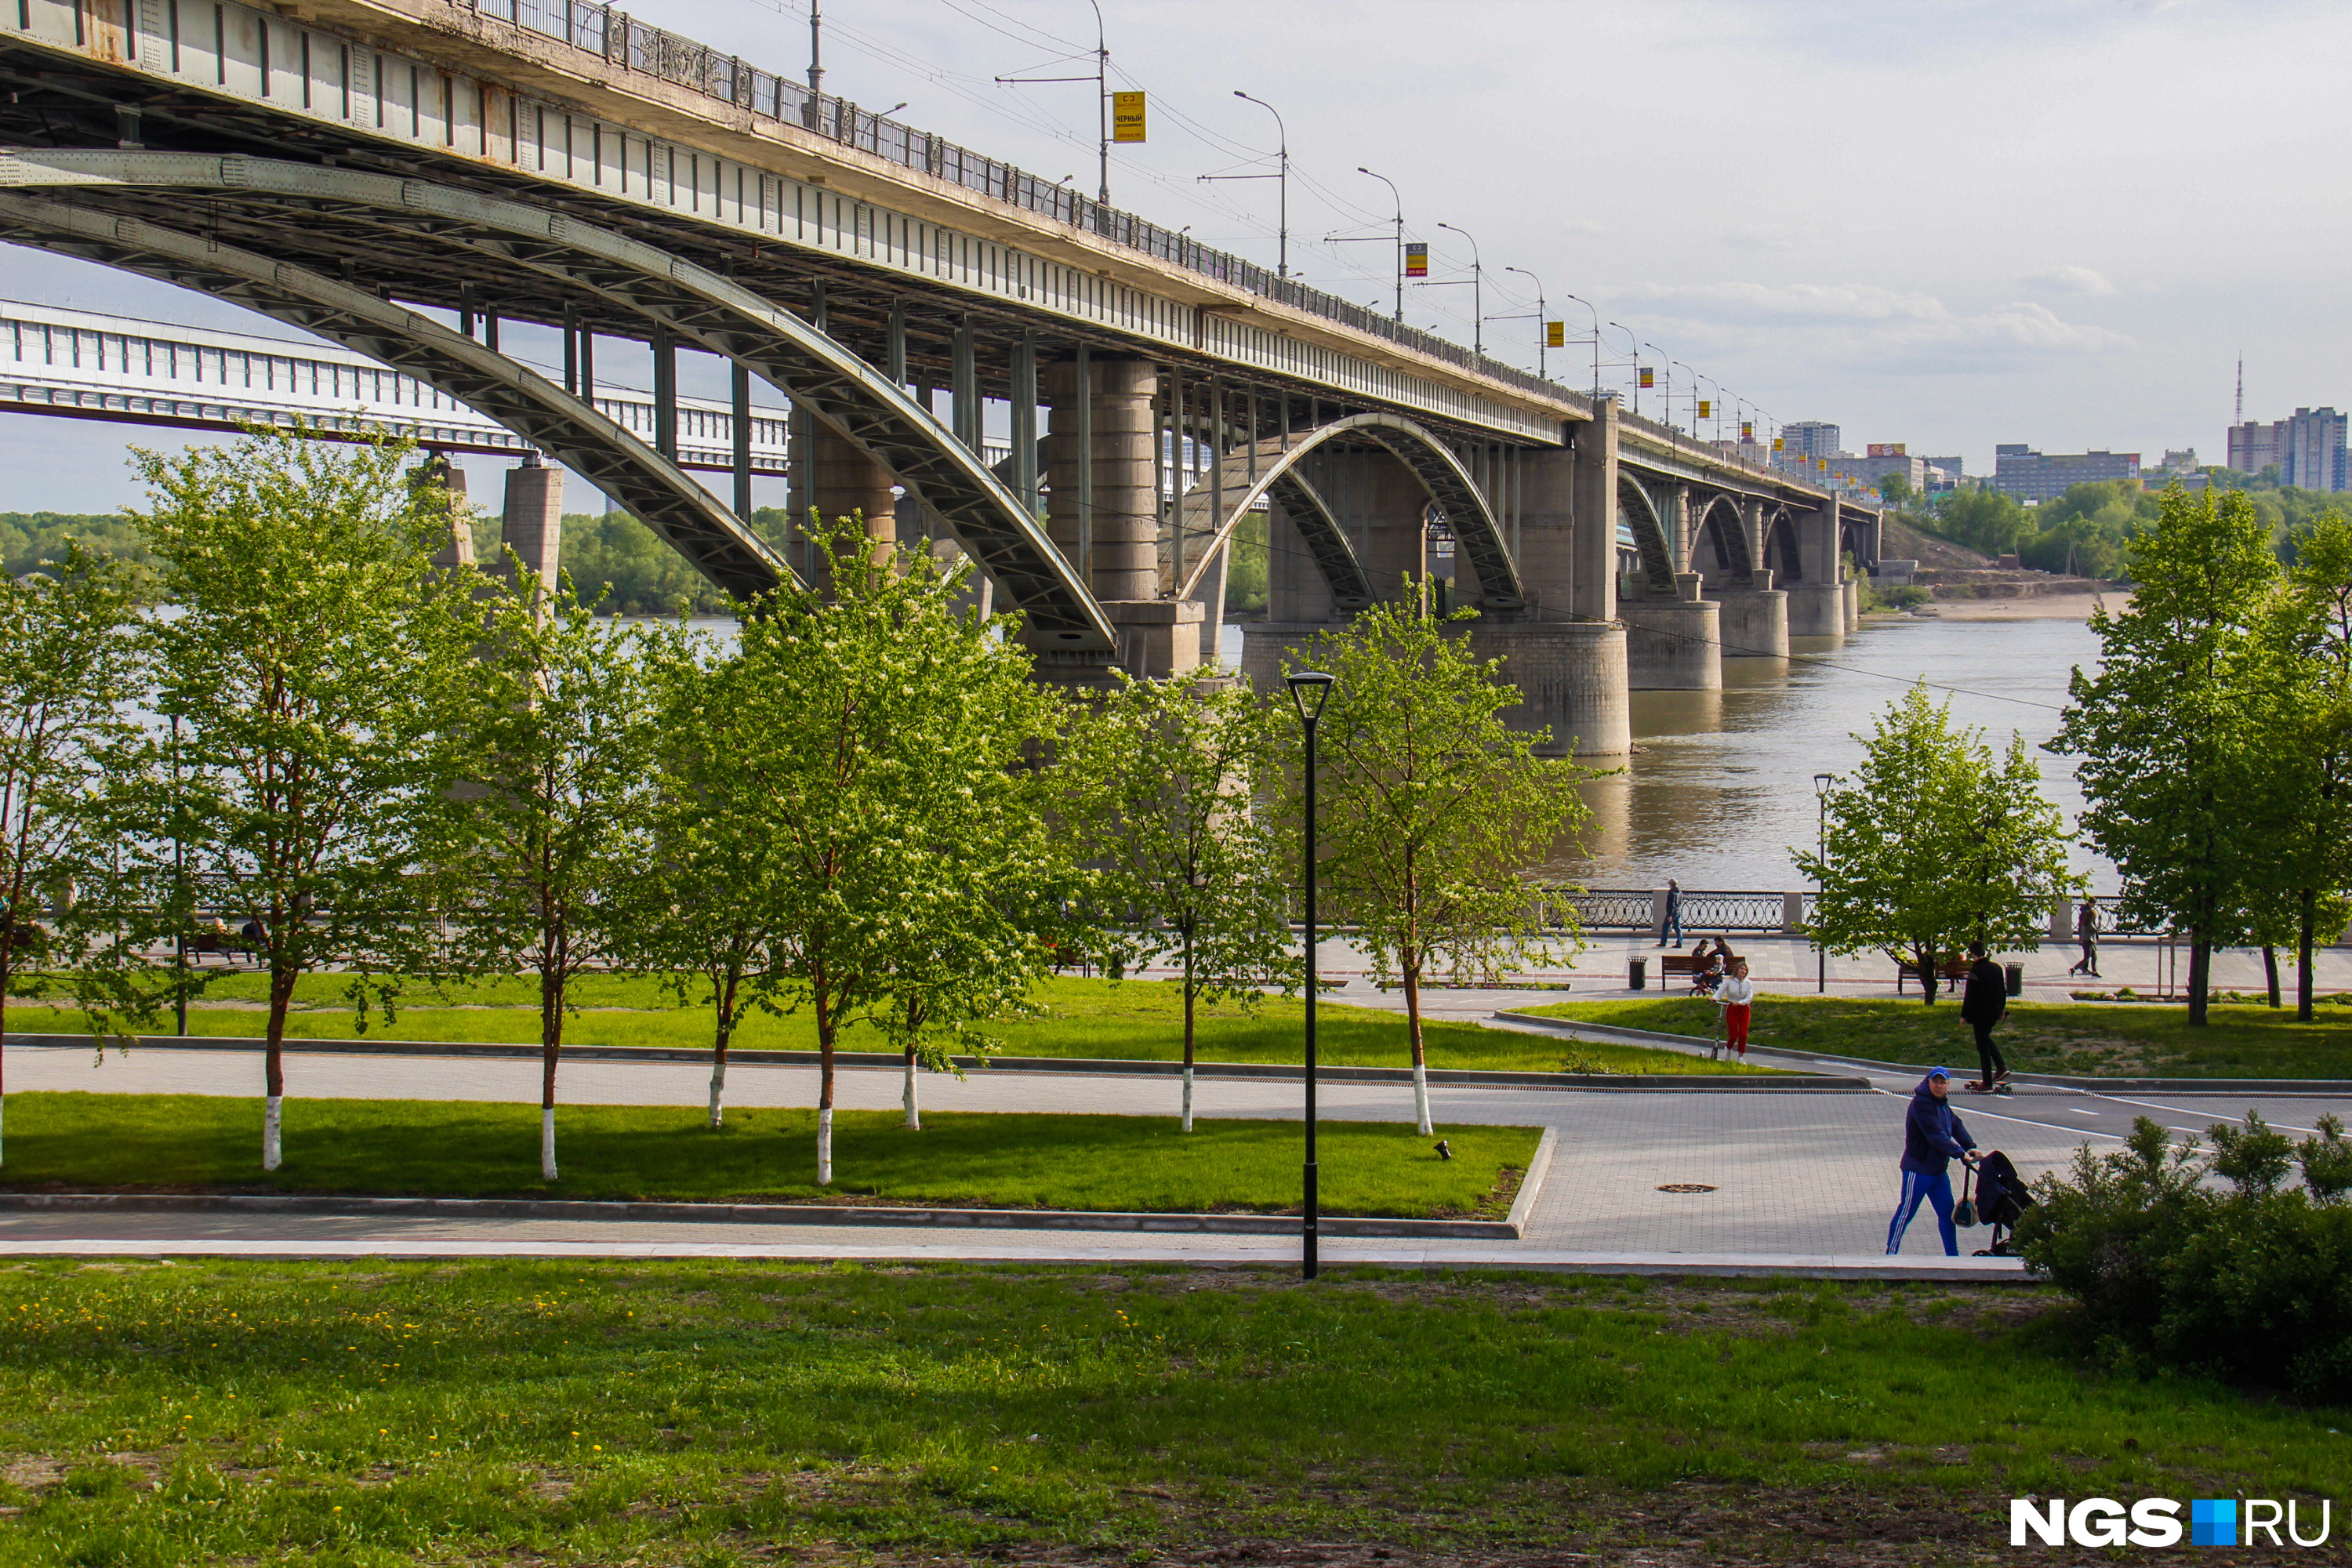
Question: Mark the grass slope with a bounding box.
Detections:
[1519,993,2352,1079]
[0,1094,1537,1218]
[9,974,1775,1076]
[0,1261,2339,1566]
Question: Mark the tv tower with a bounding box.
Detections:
[2235,356,2244,426]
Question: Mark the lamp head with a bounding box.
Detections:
[1813,772,1834,794]
[1287,670,1336,724]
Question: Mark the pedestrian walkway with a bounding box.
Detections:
[20,1037,2331,1270]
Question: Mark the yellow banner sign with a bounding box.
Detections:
[1544,321,1565,348]
[1697,399,1711,419]
[1638,367,1654,389]
[1404,242,1428,278]
[1112,91,1146,143]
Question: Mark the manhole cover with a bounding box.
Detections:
[1657,1183,1718,1194]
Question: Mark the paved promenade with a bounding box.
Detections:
[9,1025,2344,1273]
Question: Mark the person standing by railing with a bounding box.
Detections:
[2068,897,2100,978]
[1658,878,1685,949]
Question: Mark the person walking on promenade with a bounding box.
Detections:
[1960,941,2009,1092]
[1886,1067,1980,1256]
[1658,879,1685,948]
[1715,957,1755,1059]
[2068,897,2100,978]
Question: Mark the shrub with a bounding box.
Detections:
[2017,1112,2352,1396]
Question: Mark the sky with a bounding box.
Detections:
[7,0,2350,513]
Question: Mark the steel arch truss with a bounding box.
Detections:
[0,190,797,597]
[1166,412,1523,613]
[1696,492,1755,582]
[1617,477,1676,595]
[0,149,1115,650]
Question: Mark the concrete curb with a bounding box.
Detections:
[0,1189,1520,1240]
[1,1033,1869,1092]
[0,1236,2040,1281]
[1490,1012,2352,1095]
[1501,1127,1557,1234]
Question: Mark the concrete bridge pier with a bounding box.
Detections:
[809,430,897,544]
[1619,573,1723,690]
[500,454,563,586]
[1785,503,1846,640]
[1465,620,1632,757]
[1036,355,1200,681]
[1711,569,1789,660]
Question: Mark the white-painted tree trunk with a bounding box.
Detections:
[707,1058,726,1127]
[1412,1062,1432,1137]
[541,1109,557,1181]
[818,1106,833,1185]
[263,1095,282,1171]
[902,1058,920,1129]
[1181,1065,1194,1133]
[1,1095,8,1167]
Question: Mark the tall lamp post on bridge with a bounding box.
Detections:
[1203,91,1290,278]
[995,0,1115,204]
[1497,266,1551,380]
[1607,322,1642,416]
[1287,668,1337,1281]
[1563,292,1603,400]
[1431,223,1484,355]
[1644,343,1674,432]
[1813,772,1833,994]
[1325,166,1407,322]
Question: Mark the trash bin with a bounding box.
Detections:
[1629,956,1648,991]
[2005,961,2024,998]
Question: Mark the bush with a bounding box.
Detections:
[2017,1112,2352,1396]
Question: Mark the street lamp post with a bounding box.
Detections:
[993,0,1114,204]
[1359,167,1404,321]
[1222,91,1290,278]
[1287,669,1336,1280]
[1435,223,1483,355]
[1562,292,1602,400]
[1813,772,1833,994]
[1499,265,1548,380]
[1607,322,1641,416]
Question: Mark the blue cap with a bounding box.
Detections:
[1927,1066,1951,1080]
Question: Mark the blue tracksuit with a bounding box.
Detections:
[1886,1074,1977,1255]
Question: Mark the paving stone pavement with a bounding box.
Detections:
[20,1039,2331,1267]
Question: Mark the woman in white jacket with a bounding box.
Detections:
[1715,958,1755,1059]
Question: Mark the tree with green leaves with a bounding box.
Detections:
[728,519,1064,1182]
[0,539,144,1162]
[1797,684,2078,1005]
[2053,487,2281,1025]
[125,429,470,1170]
[2256,511,2352,1019]
[1062,666,1295,1130]
[429,564,675,1181]
[1292,602,1591,1134]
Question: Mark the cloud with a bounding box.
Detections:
[2020,264,2118,296]
[1607,280,2133,374]
[1720,224,1815,254]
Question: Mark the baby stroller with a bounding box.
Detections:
[1961,1150,2033,1257]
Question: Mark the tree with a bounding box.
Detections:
[728,520,1063,1182]
[1925,488,2031,558]
[2052,487,2281,1025]
[430,565,673,1181]
[0,539,143,1162]
[1294,602,1591,1134]
[1062,666,1295,1130]
[126,429,468,1171]
[1796,684,2078,1004]
[2256,511,2352,1019]
[1878,473,1914,508]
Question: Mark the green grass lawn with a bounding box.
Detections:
[0,1261,2339,1566]
[1519,993,2352,1079]
[7,972,1777,1076]
[0,1094,1537,1218]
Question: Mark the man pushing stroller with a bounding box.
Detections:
[1886,1066,1980,1256]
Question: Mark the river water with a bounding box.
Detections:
[1539,615,2114,894]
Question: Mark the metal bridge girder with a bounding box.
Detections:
[0,148,1117,649]
[0,191,797,598]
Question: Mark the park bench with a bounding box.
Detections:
[1657,953,1729,994]
[1895,956,1972,994]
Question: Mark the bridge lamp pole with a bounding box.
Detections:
[1435,223,1483,356]
[1287,668,1337,1280]
[1813,772,1833,994]
[1644,344,1672,432]
[1501,266,1548,379]
[1675,361,1704,434]
[1607,322,1642,416]
[1359,166,1404,321]
[1236,92,1289,278]
[994,0,1113,203]
[1563,292,1603,399]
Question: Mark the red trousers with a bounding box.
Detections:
[1724,1004,1751,1053]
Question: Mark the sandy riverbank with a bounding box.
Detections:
[1896,590,2128,622]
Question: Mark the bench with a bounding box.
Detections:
[1895,956,1972,994]
[1658,953,1733,993]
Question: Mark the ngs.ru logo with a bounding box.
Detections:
[2012,1497,2333,1548]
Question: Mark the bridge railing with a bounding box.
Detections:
[463,0,1577,412]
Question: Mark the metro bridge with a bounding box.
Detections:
[0,0,1880,754]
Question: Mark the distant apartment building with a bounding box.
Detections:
[1778,421,1842,459]
[1824,446,1931,495]
[1922,456,1965,489]
[2227,408,2347,490]
[1990,445,2141,504]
